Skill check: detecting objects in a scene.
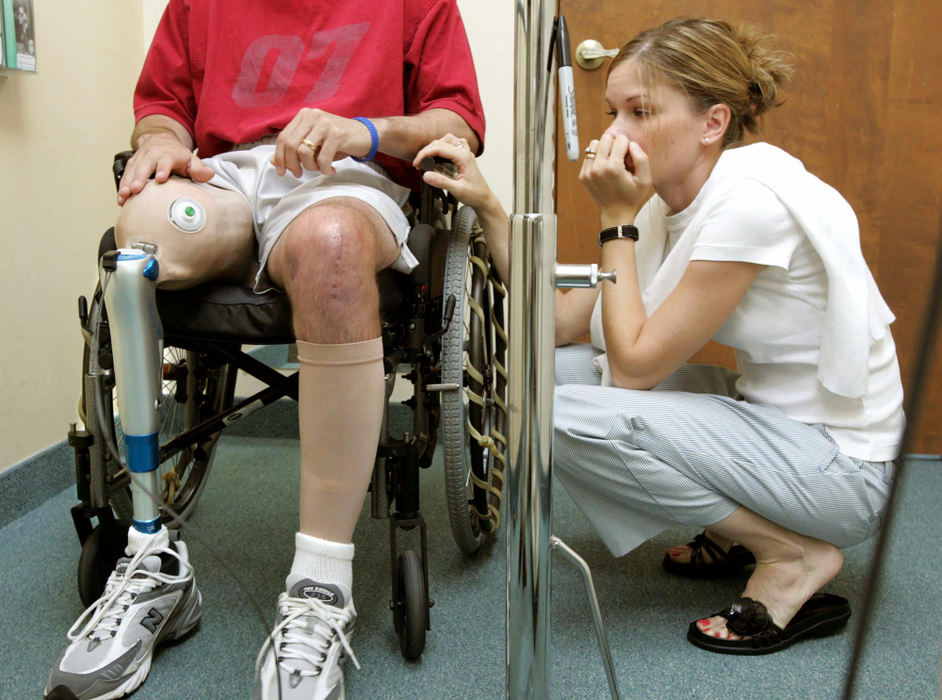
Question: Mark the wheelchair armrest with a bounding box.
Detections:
[408,223,435,289]
[113,151,134,193]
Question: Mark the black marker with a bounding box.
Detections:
[556,16,579,161]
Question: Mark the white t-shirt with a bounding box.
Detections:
[666,178,904,462]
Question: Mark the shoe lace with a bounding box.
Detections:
[255,595,360,683]
[66,544,191,643]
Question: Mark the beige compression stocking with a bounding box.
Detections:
[297,338,385,543]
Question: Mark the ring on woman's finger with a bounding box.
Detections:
[302,138,320,153]
[584,148,597,159]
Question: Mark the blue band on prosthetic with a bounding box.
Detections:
[125,433,159,474]
[133,516,162,534]
[351,117,379,162]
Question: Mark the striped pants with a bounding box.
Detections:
[552,344,893,557]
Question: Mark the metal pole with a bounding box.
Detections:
[507,0,557,696]
[513,0,556,213]
[551,537,621,698]
[508,2,622,698]
[507,213,557,699]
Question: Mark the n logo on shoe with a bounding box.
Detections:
[140,608,164,634]
[298,584,339,605]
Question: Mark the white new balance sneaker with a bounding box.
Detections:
[254,575,359,700]
[45,528,202,700]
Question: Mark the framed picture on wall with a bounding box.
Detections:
[2,0,36,71]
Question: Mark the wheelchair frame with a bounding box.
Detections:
[66,152,508,660]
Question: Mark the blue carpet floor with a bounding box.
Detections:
[1,401,940,699]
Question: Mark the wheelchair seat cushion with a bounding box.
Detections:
[157,284,295,344]
[156,271,411,345]
[99,226,417,345]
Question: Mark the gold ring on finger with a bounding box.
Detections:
[302,138,320,153]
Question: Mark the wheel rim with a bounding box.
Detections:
[440,206,507,554]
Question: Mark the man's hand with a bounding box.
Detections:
[118,127,215,205]
[271,108,373,178]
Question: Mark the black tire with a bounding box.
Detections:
[77,524,128,607]
[440,206,506,554]
[395,550,427,660]
[81,283,236,529]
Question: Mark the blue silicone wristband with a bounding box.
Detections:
[352,117,379,162]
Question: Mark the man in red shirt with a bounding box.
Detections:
[46,2,484,698]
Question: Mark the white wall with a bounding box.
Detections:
[458,0,515,214]
[0,1,514,471]
[0,1,144,470]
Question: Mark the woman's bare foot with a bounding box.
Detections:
[696,534,844,640]
[666,529,736,565]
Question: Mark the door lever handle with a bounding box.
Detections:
[575,39,618,70]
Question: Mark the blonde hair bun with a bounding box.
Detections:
[612,18,794,146]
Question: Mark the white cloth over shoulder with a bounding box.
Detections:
[590,143,894,398]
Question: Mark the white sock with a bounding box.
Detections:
[289,532,354,590]
[126,525,169,555]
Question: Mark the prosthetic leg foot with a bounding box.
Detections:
[47,248,203,700]
[45,527,202,700]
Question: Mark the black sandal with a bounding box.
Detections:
[661,531,755,579]
[686,593,852,655]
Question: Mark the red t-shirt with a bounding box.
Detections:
[134,0,485,187]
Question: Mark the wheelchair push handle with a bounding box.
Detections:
[112,151,134,192]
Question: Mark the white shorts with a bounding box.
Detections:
[200,143,416,292]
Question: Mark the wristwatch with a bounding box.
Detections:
[598,224,639,247]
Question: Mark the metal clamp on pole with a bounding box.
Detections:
[555,263,616,289]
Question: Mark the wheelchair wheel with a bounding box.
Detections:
[77,522,128,607]
[81,282,236,530]
[440,205,507,555]
[394,550,427,660]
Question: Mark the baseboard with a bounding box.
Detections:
[0,345,293,530]
[0,441,76,530]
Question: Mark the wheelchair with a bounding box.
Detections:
[66,152,508,660]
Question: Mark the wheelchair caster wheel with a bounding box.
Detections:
[394,550,427,660]
[77,524,127,607]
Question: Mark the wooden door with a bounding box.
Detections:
[555,0,942,453]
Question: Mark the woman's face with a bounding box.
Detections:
[603,59,708,187]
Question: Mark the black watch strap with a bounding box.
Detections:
[598,224,639,247]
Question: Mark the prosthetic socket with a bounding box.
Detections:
[115,176,255,289]
[104,177,255,534]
